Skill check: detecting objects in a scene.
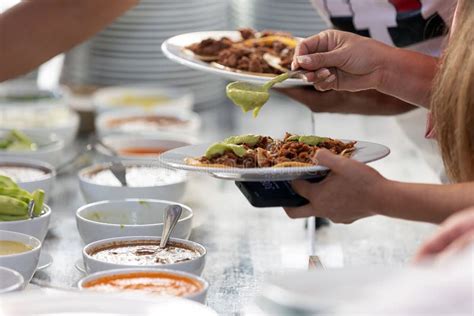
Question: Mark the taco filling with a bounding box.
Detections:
[186,133,356,168]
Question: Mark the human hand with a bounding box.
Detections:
[283,148,388,224]
[292,30,395,92]
[414,207,474,264]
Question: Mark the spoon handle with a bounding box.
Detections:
[160,205,183,248]
[263,70,306,90]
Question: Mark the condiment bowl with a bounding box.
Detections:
[95,109,202,137]
[76,199,193,244]
[83,236,206,276]
[0,157,55,202]
[78,268,209,303]
[92,85,193,114]
[0,132,65,167]
[96,134,194,162]
[0,204,51,242]
[0,266,24,294]
[0,230,41,285]
[78,162,187,203]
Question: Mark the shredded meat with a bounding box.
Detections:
[197,133,356,168]
[186,37,233,57]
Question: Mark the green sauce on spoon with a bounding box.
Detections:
[226,71,295,117]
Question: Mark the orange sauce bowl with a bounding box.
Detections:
[78,268,209,303]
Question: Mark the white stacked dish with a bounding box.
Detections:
[61,0,229,110]
[230,0,328,38]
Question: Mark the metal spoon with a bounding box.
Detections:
[94,139,128,187]
[159,204,183,249]
[27,200,35,219]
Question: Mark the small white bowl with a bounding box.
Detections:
[0,205,51,242]
[76,199,193,244]
[0,230,41,284]
[0,267,24,294]
[0,132,65,167]
[83,236,206,275]
[78,268,209,303]
[97,134,193,162]
[93,85,193,114]
[0,157,55,202]
[78,162,187,203]
[95,109,202,137]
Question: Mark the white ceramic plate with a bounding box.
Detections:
[159,140,390,181]
[0,291,218,315]
[162,31,311,87]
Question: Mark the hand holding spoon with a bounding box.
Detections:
[159,204,183,249]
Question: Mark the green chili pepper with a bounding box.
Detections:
[0,187,32,204]
[0,175,18,188]
[0,214,29,221]
[0,196,28,216]
[32,189,45,216]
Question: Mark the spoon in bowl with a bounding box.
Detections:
[94,139,128,187]
[159,204,183,249]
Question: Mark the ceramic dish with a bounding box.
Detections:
[0,230,41,284]
[0,204,51,242]
[97,134,193,162]
[0,266,24,294]
[95,109,202,137]
[83,236,206,275]
[92,85,193,114]
[0,291,218,315]
[0,157,55,201]
[159,140,390,181]
[76,199,193,244]
[78,162,187,203]
[162,31,309,87]
[78,268,209,303]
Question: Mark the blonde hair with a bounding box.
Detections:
[432,0,474,182]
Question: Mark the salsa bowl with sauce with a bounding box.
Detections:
[0,230,41,285]
[0,204,51,242]
[83,236,206,276]
[78,268,209,303]
[78,162,187,203]
[95,109,202,137]
[97,134,194,162]
[0,157,55,202]
[76,199,193,244]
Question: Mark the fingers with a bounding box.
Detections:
[283,203,316,219]
[295,51,342,71]
[314,148,349,171]
[291,179,312,199]
[435,231,474,263]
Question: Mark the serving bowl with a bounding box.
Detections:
[92,85,193,114]
[0,266,24,294]
[95,109,201,137]
[83,236,206,275]
[96,134,193,162]
[0,132,65,167]
[0,157,55,201]
[78,268,209,303]
[0,230,41,284]
[78,162,187,203]
[0,204,51,242]
[76,199,193,244]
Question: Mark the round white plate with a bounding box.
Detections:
[37,252,53,271]
[0,291,217,315]
[162,31,311,87]
[159,140,390,181]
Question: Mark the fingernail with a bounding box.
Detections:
[317,69,331,79]
[325,75,336,83]
[291,61,297,71]
[302,74,309,82]
[296,55,312,64]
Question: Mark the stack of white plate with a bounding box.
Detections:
[231,0,328,38]
[61,0,228,110]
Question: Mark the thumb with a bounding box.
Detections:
[296,50,343,71]
[315,148,349,172]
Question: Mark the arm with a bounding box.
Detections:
[284,149,474,224]
[0,0,139,82]
[292,30,438,109]
[277,87,417,116]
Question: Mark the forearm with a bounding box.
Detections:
[377,180,474,223]
[278,88,416,115]
[0,0,138,82]
[378,48,439,109]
